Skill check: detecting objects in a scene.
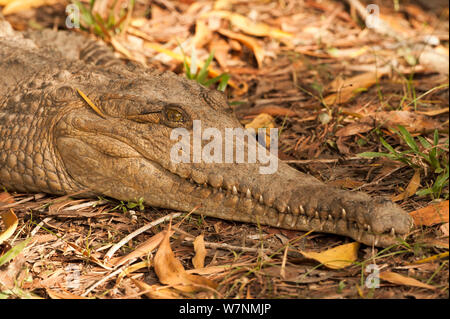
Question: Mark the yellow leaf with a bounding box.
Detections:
[324,70,388,105]
[245,113,275,147]
[154,226,217,292]
[218,28,265,68]
[116,260,152,286]
[409,200,449,226]
[76,88,106,119]
[392,169,421,202]
[129,27,243,91]
[299,242,360,269]
[192,234,206,269]
[193,19,212,48]
[379,271,435,290]
[412,252,449,265]
[206,11,292,40]
[0,209,18,244]
[2,0,58,15]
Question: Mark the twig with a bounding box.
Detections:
[104,212,182,260]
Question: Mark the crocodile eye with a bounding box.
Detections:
[164,107,185,123]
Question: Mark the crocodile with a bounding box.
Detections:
[0,18,413,247]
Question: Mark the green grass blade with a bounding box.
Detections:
[380,136,400,156]
[358,151,397,158]
[197,50,215,84]
[397,125,419,153]
[0,238,32,267]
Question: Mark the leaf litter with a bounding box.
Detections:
[0,0,448,299]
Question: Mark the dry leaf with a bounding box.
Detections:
[129,27,242,91]
[324,70,388,105]
[245,113,275,147]
[109,231,168,267]
[409,200,449,226]
[192,235,206,269]
[210,38,230,69]
[299,242,360,269]
[154,227,217,292]
[374,111,441,132]
[0,192,14,205]
[206,10,292,40]
[379,271,435,290]
[116,260,151,286]
[194,19,213,48]
[328,178,365,189]
[218,28,265,67]
[0,209,18,244]
[440,223,449,236]
[1,0,58,15]
[46,289,87,299]
[392,169,421,202]
[413,252,449,264]
[335,122,373,137]
[131,279,182,299]
[416,108,449,117]
[245,106,297,117]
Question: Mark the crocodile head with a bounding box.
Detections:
[41,67,412,247]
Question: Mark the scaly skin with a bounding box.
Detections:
[0,19,413,247]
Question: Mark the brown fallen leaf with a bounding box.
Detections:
[379,271,436,290]
[131,279,182,299]
[323,70,388,105]
[1,0,58,15]
[416,108,449,117]
[109,231,169,267]
[116,260,151,286]
[409,200,449,226]
[154,225,217,292]
[46,289,88,299]
[194,19,213,48]
[373,111,441,133]
[328,178,365,189]
[0,192,15,205]
[298,242,360,269]
[245,113,275,147]
[205,10,292,40]
[218,28,265,67]
[0,209,18,244]
[440,223,449,236]
[245,106,297,117]
[192,234,206,269]
[392,169,421,202]
[335,122,373,137]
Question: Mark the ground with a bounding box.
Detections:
[0,0,448,299]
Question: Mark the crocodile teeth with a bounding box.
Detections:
[259,195,264,204]
[328,214,333,221]
[219,187,223,192]
[287,206,291,213]
[342,208,347,218]
[357,229,363,241]
[246,189,251,199]
[276,214,285,227]
[299,205,305,214]
[290,215,297,227]
[232,186,238,195]
[314,211,319,219]
[366,225,371,232]
[390,228,395,236]
[374,236,379,246]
